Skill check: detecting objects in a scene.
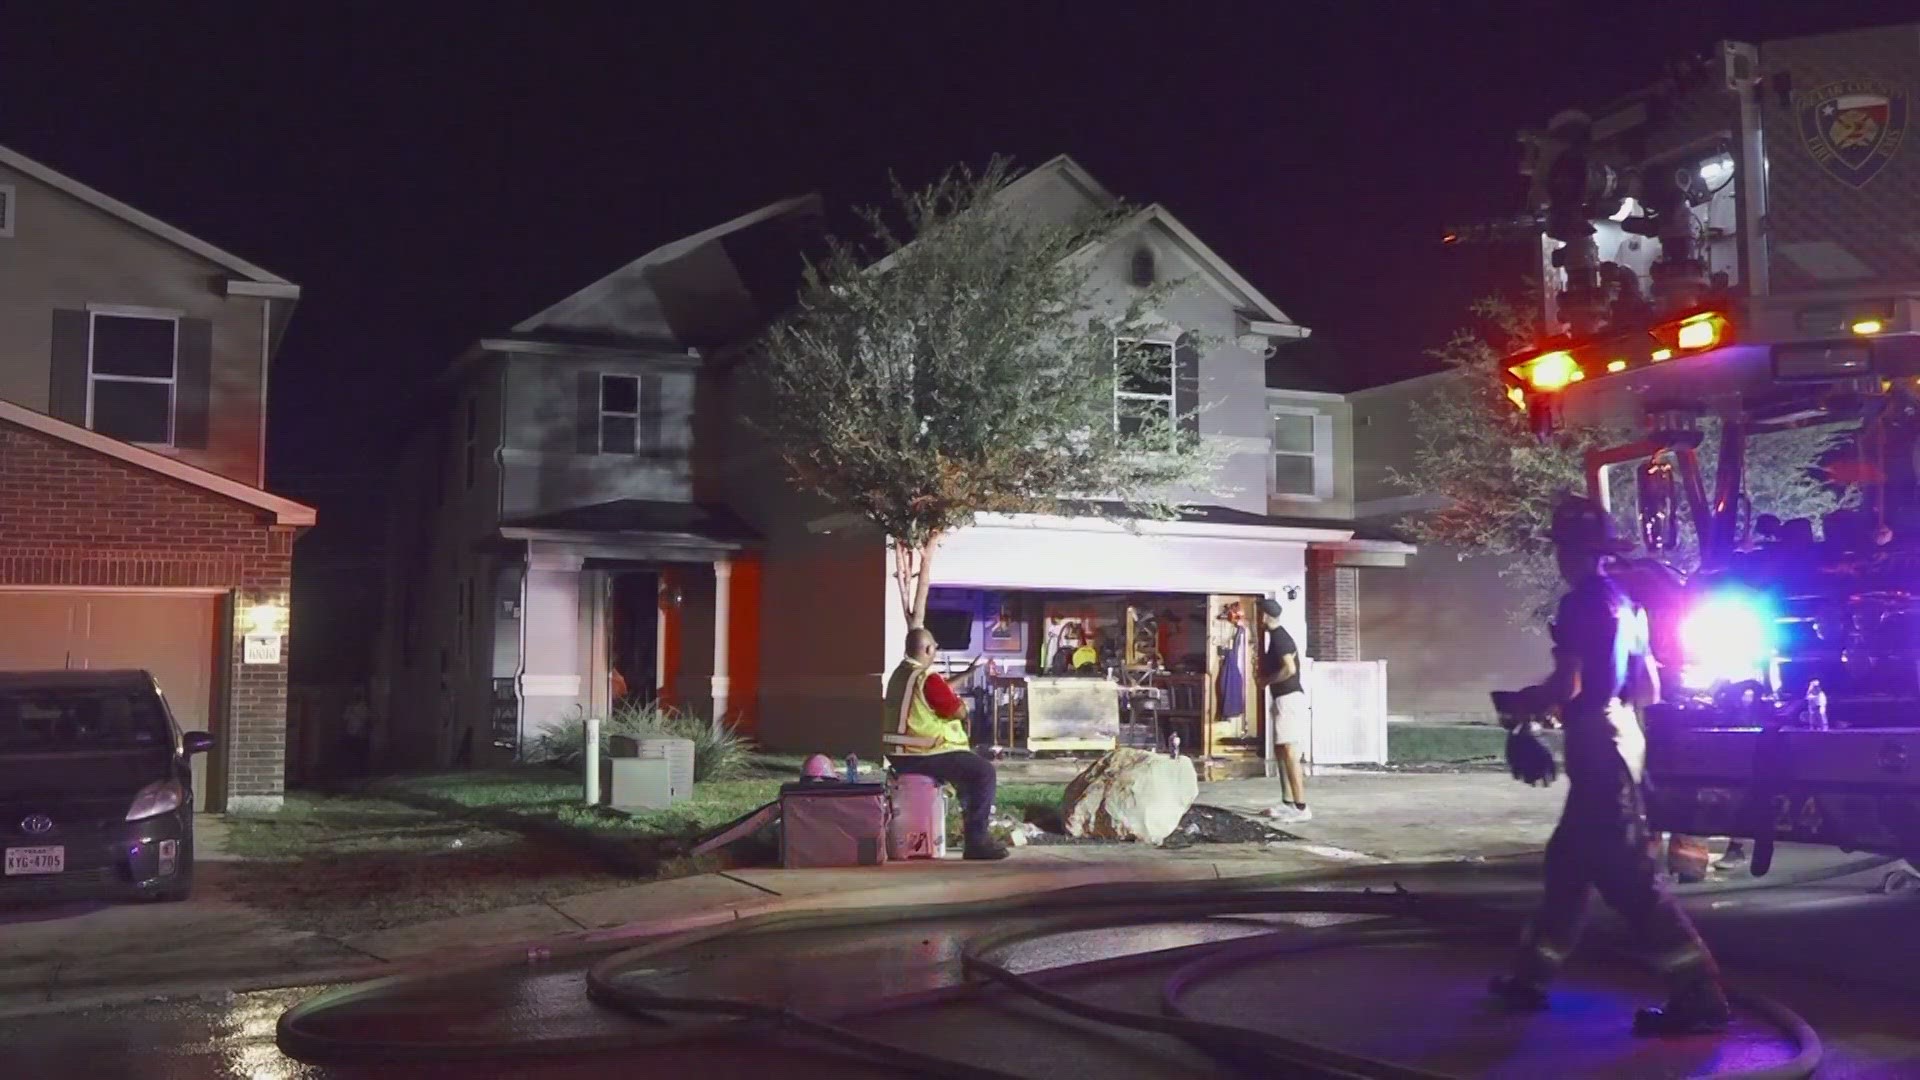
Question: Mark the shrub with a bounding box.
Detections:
[525,701,751,782]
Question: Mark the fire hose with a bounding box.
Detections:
[276,855,1897,1079]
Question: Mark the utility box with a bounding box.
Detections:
[610,736,694,810]
[639,737,696,798]
[611,757,683,810]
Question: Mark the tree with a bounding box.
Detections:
[1392,293,1852,623]
[755,158,1217,627]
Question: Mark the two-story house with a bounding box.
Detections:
[377,156,1415,768]
[717,157,1414,760]
[0,144,312,811]
[371,197,814,769]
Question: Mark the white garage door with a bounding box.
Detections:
[0,591,221,810]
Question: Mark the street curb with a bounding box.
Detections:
[0,851,1550,1020]
[0,962,398,1021]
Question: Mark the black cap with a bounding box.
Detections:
[1546,494,1634,552]
[1257,598,1283,619]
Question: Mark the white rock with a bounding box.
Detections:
[1061,748,1199,846]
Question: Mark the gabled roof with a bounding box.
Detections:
[0,144,298,294]
[513,193,823,340]
[0,399,315,526]
[1001,155,1303,330]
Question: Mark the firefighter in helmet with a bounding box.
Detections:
[1489,494,1731,1037]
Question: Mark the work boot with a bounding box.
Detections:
[1487,974,1550,1012]
[963,839,1011,861]
[1633,987,1732,1038]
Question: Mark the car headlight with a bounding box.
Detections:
[1679,591,1777,690]
[126,780,186,822]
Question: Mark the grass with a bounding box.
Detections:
[218,760,1067,939]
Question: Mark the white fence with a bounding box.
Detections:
[1274,659,1389,769]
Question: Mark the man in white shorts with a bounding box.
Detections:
[1258,598,1311,823]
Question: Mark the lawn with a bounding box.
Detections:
[219,757,1067,939]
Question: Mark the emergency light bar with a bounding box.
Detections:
[1501,309,1736,412]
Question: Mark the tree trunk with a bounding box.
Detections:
[891,533,943,627]
[911,537,938,627]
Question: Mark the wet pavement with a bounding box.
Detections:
[5,849,1917,1078]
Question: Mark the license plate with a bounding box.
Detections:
[4,846,65,876]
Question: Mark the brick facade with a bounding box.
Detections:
[1306,549,1360,662]
[0,420,296,808]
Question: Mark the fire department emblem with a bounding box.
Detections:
[1797,78,1908,188]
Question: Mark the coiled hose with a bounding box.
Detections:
[278,855,1893,1079]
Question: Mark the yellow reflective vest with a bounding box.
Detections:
[882,659,969,755]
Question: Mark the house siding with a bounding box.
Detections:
[0,419,295,804]
[373,359,511,770]
[0,160,272,488]
[1348,373,1540,721]
[498,353,696,517]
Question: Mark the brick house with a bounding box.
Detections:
[0,144,312,811]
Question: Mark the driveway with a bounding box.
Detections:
[0,816,365,1011]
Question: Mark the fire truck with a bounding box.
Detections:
[1467,24,1920,878]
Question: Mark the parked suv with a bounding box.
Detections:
[0,671,212,902]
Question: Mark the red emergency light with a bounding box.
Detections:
[1502,309,1735,415]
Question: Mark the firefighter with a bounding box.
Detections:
[1489,495,1732,1037]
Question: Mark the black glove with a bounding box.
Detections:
[1491,686,1558,730]
[1506,724,1558,787]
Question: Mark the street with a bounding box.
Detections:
[5,847,1915,1079]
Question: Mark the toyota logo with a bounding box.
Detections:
[20,814,54,836]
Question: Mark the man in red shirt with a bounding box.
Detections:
[884,627,1008,860]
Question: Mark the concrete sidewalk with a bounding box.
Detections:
[0,769,1562,1018]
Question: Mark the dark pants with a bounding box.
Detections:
[1511,747,1723,1000]
[891,749,997,846]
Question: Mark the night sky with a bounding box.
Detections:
[5,0,1916,495]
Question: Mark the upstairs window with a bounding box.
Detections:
[1114,339,1177,440]
[599,374,642,453]
[89,313,177,446]
[0,184,14,237]
[587,372,665,456]
[1272,408,1334,500]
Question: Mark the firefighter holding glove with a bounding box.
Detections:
[1488,495,1731,1038]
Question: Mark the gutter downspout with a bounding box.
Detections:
[259,298,272,489]
[497,357,527,759]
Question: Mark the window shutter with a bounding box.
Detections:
[1312,412,1335,499]
[174,317,213,449]
[576,371,601,454]
[48,310,89,426]
[639,372,663,457]
[1174,335,1200,441]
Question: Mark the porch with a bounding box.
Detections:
[497,499,760,753]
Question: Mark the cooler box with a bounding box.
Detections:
[779,782,890,869]
[887,773,948,861]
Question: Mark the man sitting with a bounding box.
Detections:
[884,627,1009,861]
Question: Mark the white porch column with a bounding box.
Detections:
[711,559,732,721]
[655,579,669,699]
[519,544,586,749]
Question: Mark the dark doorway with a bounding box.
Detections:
[610,572,660,709]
